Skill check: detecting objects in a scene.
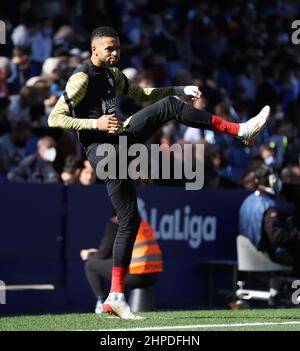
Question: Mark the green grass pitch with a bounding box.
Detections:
[1,308,300,331]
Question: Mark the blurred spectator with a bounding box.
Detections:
[61,155,82,185]
[204,143,239,188]
[0,122,31,174]
[29,18,53,76]
[281,165,300,226]
[11,23,31,48]
[240,170,256,191]
[69,48,83,70]
[79,162,96,186]
[259,144,276,167]
[183,96,215,144]
[227,139,250,168]
[239,164,300,276]
[8,86,32,124]
[53,25,75,49]
[281,165,300,185]
[41,57,60,82]
[41,57,63,103]
[1,0,300,189]
[0,57,11,97]
[7,135,59,183]
[9,46,31,94]
[255,67,280,114]
[0,97,13,135]
[25,76,52,126]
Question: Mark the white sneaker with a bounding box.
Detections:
[238,105,270,146]
[102,293,145,320]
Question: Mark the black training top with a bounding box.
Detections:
[48,59,176,148]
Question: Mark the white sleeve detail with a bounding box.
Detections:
[91,119,98,129]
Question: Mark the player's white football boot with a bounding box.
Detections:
[238,105,270,146]
[95,299,118,319]
[102,292,145,320]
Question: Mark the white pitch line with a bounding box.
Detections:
[86,321,300,331]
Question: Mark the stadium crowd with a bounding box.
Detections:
[0,0,300,189]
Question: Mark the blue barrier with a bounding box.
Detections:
[65,185,111,259]
[136,187,248,308]
[64,184,112,308]
[0,183,65,286]
[0,183,249,313]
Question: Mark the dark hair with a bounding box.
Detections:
[91,26,119,42]
[13,46,31,57]
[63,155,83,173]
[254,164,276,188]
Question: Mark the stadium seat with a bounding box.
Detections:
[128,287,155,312]
[234,235,293,306]
[237,235,291,272]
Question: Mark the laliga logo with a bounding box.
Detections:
[291,20,300,45]
[137,198,217,249]
[0,20,5,44]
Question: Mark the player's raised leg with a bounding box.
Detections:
[124,96,270,146]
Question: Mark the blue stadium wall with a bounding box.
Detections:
[0,183,248,314]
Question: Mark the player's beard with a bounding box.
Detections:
[108,57,119,67]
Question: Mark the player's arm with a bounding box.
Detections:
[48,72,95,130]
[263,207,300,246]
[110,67,201,102]
[48,72,122,132]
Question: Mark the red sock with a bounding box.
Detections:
[212,115,240,136]
[110,267,128,293]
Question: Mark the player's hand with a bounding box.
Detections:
[175,85,202,100]
[96,114,123,132]
[183,86,202,100]
[80,249,97,261]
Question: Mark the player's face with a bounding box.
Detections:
[92,36,120,67]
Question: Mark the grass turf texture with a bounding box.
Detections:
[1,308,300,331]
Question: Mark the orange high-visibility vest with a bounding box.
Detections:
[129,220,163,275]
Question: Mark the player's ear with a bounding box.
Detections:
[92,47,98,56]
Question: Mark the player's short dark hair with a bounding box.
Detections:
[91,26,119,42]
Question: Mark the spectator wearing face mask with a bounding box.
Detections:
[7,135,59,183]
[259,144,276,168]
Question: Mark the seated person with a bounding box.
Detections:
[79,161,96,185]
[239,163,300,275]
[60,155,83,185]
[80,215,163,315]
[7,135,59,183]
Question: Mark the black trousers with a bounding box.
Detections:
[86,97,212,268]
[85,257,160,297]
